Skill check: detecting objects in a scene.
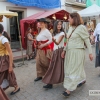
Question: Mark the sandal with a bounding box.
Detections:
[10,88,20,95]
[77,81,86,87]
[62,91,70,97]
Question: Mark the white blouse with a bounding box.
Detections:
[0,36,8,44]
[93,23,100,42]
[36,29,52,44]
[53,32,65,50]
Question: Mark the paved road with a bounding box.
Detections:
[6,46,100,100]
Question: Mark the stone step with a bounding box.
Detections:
[11,41,20,49]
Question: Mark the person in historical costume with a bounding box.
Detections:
[93,23,100,67]
[61,13,93,97]
[2,31,11,42]
[42,20,65,89]
[34,18,53,82]
[26,27,34,60]
[0,24,20,95]
[0,86,9,100]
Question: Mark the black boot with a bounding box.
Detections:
[43,84,53,89]
[34,77,42,82]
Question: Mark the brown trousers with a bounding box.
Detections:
[36,49,52,77]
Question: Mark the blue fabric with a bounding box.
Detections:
[7,0,61,9]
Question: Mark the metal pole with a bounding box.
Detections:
[17,16,24,65]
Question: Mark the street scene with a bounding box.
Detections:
[6,46,100,100]
[0,0,100,100]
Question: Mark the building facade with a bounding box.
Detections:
[0,0,66,49]
[0,0,86,49]
[65,0,86,13]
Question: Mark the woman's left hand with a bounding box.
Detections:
[52,37,56,42]
[38,44,45,49]
[89,54,93,61]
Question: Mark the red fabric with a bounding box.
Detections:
[64,43,66,46]
[50,42,54,51]
[37,40,52,54]
[33,40,36,48]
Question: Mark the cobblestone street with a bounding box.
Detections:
[6,46,100,100]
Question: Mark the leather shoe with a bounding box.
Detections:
[43,84,53,89]
[10,88,20,95]
[34,77,42,82]
[77,81,86,87]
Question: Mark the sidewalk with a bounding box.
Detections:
[12,49,27,62]
[6,46,100,100]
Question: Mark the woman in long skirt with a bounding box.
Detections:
[34,18,53,82]
[0,24,20,95]
[26,27,34,60]
[61,13,93,97]
[42,20,65,89]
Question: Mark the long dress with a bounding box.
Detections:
[26,33,33,56]
[42,32,65,84]
[63,25,92,91]
[36,29,53,77]
[0,36,18,89]
[0,87,9,100]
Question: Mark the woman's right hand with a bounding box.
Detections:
[9,66,13,73]
[61,51,66,58]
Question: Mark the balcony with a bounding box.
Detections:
[75,0,86,4]
[66,0,86,8]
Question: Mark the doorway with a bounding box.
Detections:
[9,11,22,42]
[9,11,23,49]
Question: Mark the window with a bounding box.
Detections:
[76,0,86,3]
